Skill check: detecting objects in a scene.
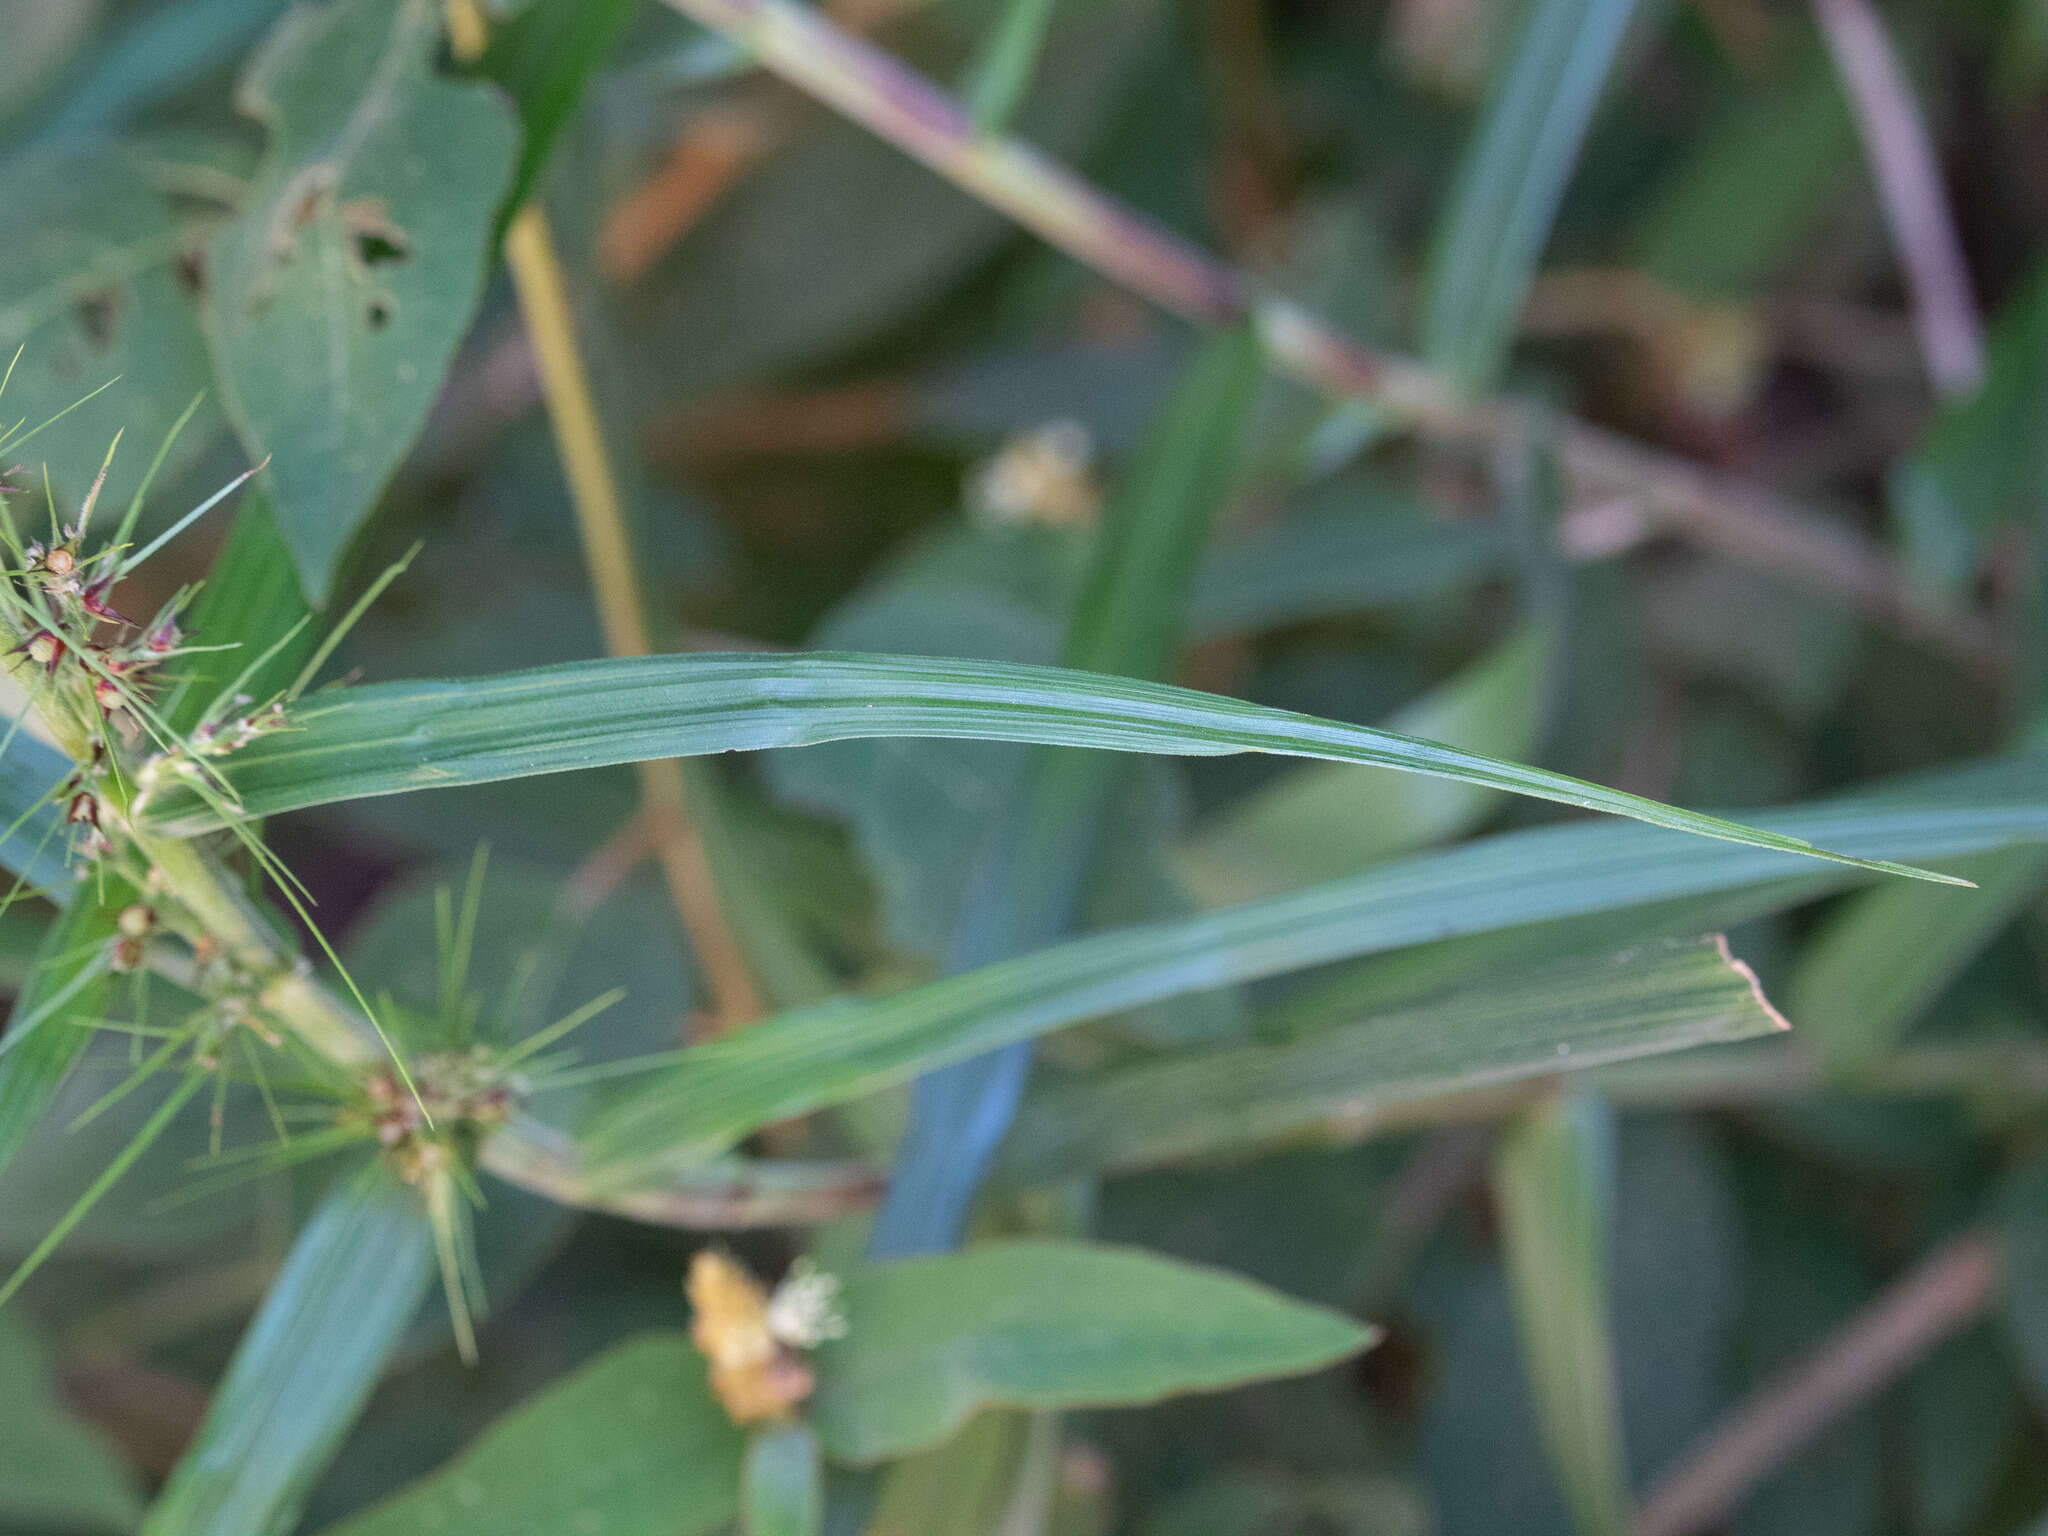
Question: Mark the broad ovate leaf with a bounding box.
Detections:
[203,0,517,599]
[808,1240,1375,1462]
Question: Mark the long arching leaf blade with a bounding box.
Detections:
[139,651,1964,884]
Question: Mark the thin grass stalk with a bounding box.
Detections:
[451,0,764,1035]
[651,0,2000,672]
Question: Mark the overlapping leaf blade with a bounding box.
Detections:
[577,754,2042,1187]
[999,935,1782,1181]
[140,650,1963,884]
[873,329,1262,1255]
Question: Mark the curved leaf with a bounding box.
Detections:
[577,755,2043,1186]
[138,651,1962,884]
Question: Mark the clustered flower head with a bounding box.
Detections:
[968,419,1101,528]
[687,1249,847,1424]
[351,1045,529,1183]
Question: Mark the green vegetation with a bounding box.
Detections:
[1,0,2045,1532]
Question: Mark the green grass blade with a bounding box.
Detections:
[576,754,2046,1186]
[1783,846,2048,1074]
[1180,626,1546,903]
[0,892,123,1177]
[144,1160,435,1536]
[161,490,316,733]
[1422,0,1643,391]
[1494,1095,1632,1536]
[0,1071,205,1307]
[963,0,1058,134]
[998,935,1783,1180]
[139,650,1965,884]
[875,327,1263,1255]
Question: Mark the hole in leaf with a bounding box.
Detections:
[344,198,411,268]
[366,300,392,330]
[175,249,206,296]
[355,231,408,266]
[72,289,122,350]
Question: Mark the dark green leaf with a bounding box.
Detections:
[0,1306,146,1533]
[318,1333,744,1536]
[1183,487,1509,639]
[0,889,121,1178]
[808,1240,1375,1462]
[203,0,519,599]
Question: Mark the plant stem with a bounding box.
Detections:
[1634,1231,2000,1536]
[653,0,2001,673]
[478,1116,883,1226]
[450,0,762,1034]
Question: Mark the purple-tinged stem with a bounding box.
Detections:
[658,0,2001,671]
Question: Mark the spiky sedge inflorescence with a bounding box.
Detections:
[0,420,620,1343]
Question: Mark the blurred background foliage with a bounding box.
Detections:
[4,0,2048,1531]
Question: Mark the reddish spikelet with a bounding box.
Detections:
[22,631,63,674]
[81,580,129,625]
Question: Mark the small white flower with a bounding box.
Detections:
[765,1258,848,1349]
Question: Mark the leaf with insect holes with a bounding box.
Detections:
[202,0,517,602]
[0,139,227,511]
